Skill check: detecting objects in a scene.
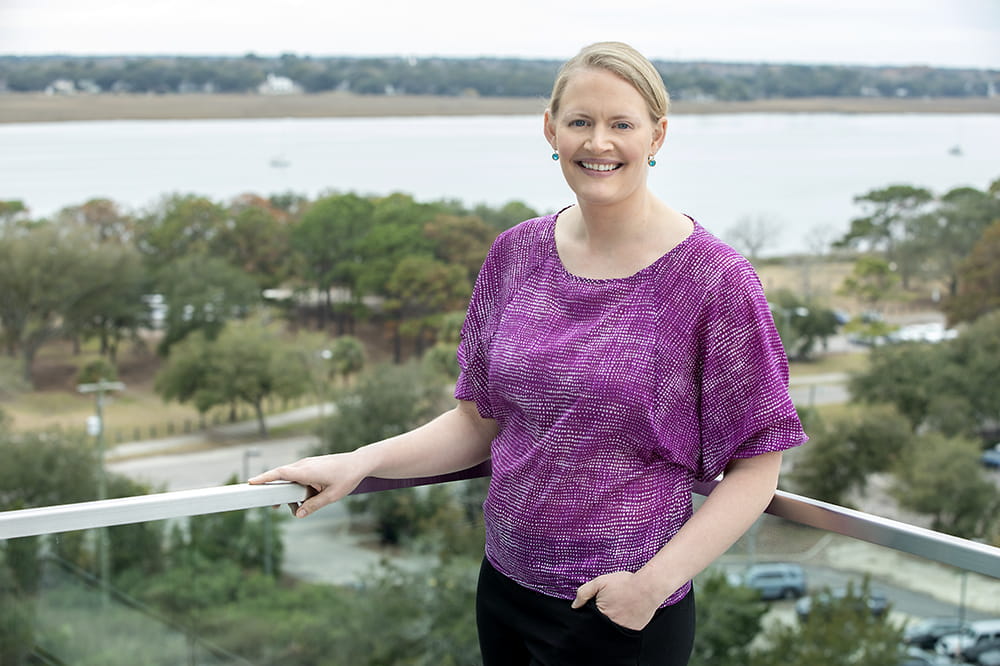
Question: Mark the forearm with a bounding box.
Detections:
[636,451,782,602]
[352,400,496,480]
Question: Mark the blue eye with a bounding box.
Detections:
[570,119,588,127]
[614,122,632,130]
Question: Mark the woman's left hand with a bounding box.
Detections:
[571,571,664,631]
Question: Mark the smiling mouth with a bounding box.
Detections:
[579,161,622,172]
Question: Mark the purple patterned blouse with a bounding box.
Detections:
[455,212,807,606]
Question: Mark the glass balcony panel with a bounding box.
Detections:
[1,474,997,664]
[2,527,250,665]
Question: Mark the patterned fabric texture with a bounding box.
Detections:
[455,211,807,606]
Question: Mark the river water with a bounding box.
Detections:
[1,113,998,255]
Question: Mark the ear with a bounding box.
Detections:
[543,108,558,149]
[650,116,668,154]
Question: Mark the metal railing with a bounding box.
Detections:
[1,460,997,579]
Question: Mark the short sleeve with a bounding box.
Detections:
[454,238,503,419]
[695,262,807,481]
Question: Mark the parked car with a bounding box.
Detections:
[962,636,1000,664]
[795,585,889,622]
[727,562,807,600]
[904,617,972,650]
[977,649,1000,666]
[897,645,946,665]
[981,444,1000,470]
[936,619,1000,659]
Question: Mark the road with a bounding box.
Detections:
[107,434,426,585]
[788,373,850,407]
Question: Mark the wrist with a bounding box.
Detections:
[634,560,685,606]
[346,443,384,479]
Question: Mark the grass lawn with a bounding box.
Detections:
[789,350,869,378]
[1,338,314,441]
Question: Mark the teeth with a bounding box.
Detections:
[581,162,620,172]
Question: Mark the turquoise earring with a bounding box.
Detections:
[648,156,657,167]
[552,152,559,161]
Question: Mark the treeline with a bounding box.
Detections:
[0,191,536,392]
[1,53,997,100]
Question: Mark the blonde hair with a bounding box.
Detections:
[549,42,670,121]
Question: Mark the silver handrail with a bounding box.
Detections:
[1,463,998,579]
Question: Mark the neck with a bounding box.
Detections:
[572,192,661,249]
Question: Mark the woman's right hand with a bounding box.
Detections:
[248,451,370,518]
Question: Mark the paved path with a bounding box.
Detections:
[106,403,334,461]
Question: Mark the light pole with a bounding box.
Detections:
[77,378,125,606]
[240,448,274,575]
[317,348,332,421]
[242,447,261,482]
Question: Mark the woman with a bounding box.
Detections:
[251,41,807,665]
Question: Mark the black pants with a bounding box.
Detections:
[476,558,696,666]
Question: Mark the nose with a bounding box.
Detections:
[586,126,614,152]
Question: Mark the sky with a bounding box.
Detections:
[1,0,999,69]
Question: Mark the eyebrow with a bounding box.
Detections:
[562,110,643,122]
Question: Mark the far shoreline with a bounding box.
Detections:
[2,92,1000,124]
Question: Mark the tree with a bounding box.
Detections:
[768,289,840,361]
[931,310,1000,439]
[0,199,29,226]
[944,220,1000,325]
[354,193,438,300]
[750,579,904,666]
[135,194,227,271]
[422,311,466,379]
[690,570,767,666]
[0,357,29,399]
[838,254,900,310]
[849,312,1000,441]
[106,474,166,578]
[155,255,260,355]
[0,558,34,666]
[211,194,293,289]
[155,320,310,436]
[471,200,538,233]
[56,198,136,244]
[290,192,374,331]
[384,255,471,362]
[62,240,148,363]
[0,224,129,384]
[848,343,943,429]
[422,212,496,284]
[142,559,482,665]
[291,331,366,417]
[152,330,217,423]
[177,476,285,575]
[919,186,1000,299]
[892,433,1000,539]
[834,185,933,288]
[789,405,912,506]
[326,335,366,383]
[317,362,446,456]
[724,214,782,264]
[316,362,454,545]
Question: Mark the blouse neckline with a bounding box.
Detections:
[546,207,702,284]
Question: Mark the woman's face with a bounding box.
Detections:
[544,67,666,211]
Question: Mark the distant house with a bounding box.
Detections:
[77,79,102,94]
[257,74,301,95]
[45,79,76,95]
